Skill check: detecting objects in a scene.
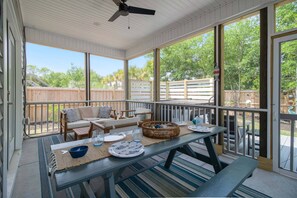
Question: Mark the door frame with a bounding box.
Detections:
[5,0,23,163]
[272,33,297,178]
[7,23,16,163]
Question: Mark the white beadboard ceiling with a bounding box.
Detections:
[20,0,233,50]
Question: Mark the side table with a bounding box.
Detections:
[73,127,91,140]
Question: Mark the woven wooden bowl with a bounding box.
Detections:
[141,121,180,139]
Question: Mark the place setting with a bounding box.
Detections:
[108,128,145,158]
[187,116,215,133]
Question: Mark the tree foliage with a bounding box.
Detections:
[276,1,297,94]
[224,15,260,91]
[160,32,214,81]
[275,1,297,32]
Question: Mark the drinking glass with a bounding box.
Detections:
[195,116,203,127]
[132,128,143,142]
[92,129,104,147]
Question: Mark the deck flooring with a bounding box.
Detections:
[280,136,297,172]
[12,136,297,198]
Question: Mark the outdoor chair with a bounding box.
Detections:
[60,106,116,141]
[120,108,153,126]
[223,115,250,149]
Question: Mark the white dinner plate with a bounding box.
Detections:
[104,133,126,142]
[188,125,212,133]
[108,141,144,158]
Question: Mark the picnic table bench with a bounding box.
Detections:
[190,156,258,197]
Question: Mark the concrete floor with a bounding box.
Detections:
[12,138,297,198]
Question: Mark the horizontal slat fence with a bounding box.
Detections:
[160,78,214,101]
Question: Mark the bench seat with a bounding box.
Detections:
[67,118,113,129]
[189,156,258,197]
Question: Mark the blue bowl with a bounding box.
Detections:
[69,145,88,158]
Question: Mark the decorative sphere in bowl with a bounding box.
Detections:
[69,145,88,158]
[155,124,161,128]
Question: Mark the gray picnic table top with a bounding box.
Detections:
[54,126,226,197]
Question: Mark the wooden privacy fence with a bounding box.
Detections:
[27,78,215,102]
[129,80,153,101]
[27,87,125,101]
[129,78,215,102]
[30,78,295,123]
[160,78,214,101]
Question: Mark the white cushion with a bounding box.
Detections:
[83,118,100,121]
[93,118,114,124]
[101,117,140,127]
[92,107,100,117]
[78,106,94,119]
[67,120,91,129]
[68,118,114,129]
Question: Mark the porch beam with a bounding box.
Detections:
[153,48,160,121]
[153,48,160,102]
[260,7,268,158]
[124,60,129,110]
[85,53,90,105]
[217,24,224,145]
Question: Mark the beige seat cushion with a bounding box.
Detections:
[83,118,100,121]
[79,107,94,119]
[68,118,114,129]
[93,118,114,124]
[91,107,100,117]
[101,117,140,128]
[67,120,92,129]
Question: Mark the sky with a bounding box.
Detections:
[26,43,149,76]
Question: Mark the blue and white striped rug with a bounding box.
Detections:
[115,156,270,197]
[39,134,271,198]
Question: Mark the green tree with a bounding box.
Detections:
[275,1,297,32]
[160,32,214,81]
[90,69,104,88]
[66,65,85,88]
[42,72,69,87]
[224,15,260,91]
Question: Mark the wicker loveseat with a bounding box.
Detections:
[60,106,116,141]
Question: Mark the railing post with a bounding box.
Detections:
[85,53,91,106]
[166,81,169,100]
[153,48,160,102]
[184,80,188,99]
[124,60,129,110]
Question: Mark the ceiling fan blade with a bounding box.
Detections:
[108,10,121,22]
[128,6,155,15]
[112,0,122,6]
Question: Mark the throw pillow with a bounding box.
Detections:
[98,106,112,118]
[63,108,81,122]
[79,107,94,119]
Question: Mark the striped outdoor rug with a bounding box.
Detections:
[39,134,271,198]
[115,156,270,198]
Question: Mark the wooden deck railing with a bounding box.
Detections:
[25,99,267,159]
